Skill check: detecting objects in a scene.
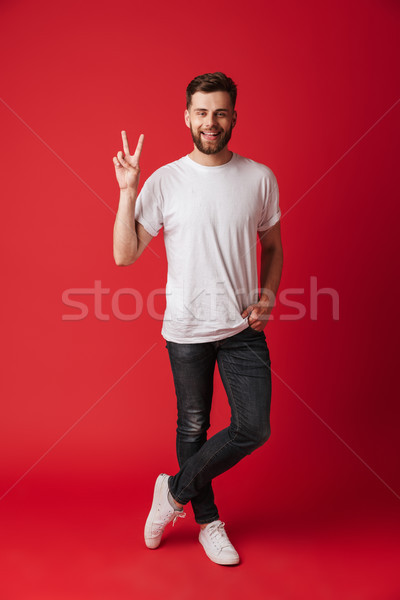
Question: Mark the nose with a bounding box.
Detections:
[204,112,217,128]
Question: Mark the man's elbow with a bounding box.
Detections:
[114,253,136,267]
[261,242,283,256]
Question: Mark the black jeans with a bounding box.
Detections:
[166,325,272,524]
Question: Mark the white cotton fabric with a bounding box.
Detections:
[134,152,281,343]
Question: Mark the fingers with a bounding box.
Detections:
[248,311,260,330]
[113,150,130,168]
[121,130,130,155]
[249,313,259,325]
[241,304,255,319]
[116,132,143,170]
[133,133,144,161]
[241,306,249,318]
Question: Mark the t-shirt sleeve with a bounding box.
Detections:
[257,168,281,232]
[134,173,164,237]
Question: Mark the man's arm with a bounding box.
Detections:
[112,131,153,266]
[113,191,153,266]
[241,221,283,331]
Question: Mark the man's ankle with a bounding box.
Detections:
[168,490,183,510]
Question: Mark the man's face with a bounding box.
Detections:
[184,91,237,155]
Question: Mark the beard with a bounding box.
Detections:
[190,123,234,155]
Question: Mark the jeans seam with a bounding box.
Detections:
[174,350,241,503]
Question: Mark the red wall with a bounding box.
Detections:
[1,0,399,517]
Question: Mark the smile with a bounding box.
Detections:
[201,131,221,140]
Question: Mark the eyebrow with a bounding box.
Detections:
[194,108,229,112]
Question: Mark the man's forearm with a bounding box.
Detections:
[259,247,283,318]
[113,188,138,265]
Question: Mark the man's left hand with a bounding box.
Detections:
[241,300,270,332]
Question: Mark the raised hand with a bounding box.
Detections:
[113,131,144,191]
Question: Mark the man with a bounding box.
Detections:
[112,72,283,566]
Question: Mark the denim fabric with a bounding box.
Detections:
[166,325,272,524]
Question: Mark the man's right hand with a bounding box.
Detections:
[113,131,144,191]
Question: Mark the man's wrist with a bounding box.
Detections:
[119,187,137,202]
[258,296,270,307]
[259,288,276,306]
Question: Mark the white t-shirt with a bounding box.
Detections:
[134,152,281,343]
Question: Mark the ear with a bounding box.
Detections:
[232,110,237,128]
[184,109,190,129]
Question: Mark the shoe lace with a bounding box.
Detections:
[208,521,230,547]
[154,509,186,535]
[172,510,186,527]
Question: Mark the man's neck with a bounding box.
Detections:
[188,146,233,166]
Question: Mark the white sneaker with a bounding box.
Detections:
[199,520,240,565]
[144,473,186,549]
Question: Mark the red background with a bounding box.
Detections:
[1,0,399,598]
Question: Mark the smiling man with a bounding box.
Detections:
[188,95,235,156]
[112,72,283,565]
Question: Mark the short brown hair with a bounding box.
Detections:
[186,72,237,110]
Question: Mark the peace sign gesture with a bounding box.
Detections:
[113,131,144,191]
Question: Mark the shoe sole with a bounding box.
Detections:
[199,536,240,565]
[144,474,167,549]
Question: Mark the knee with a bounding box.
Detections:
[177,415,210,443]
[236,424,271,454]
[256,424,271,448]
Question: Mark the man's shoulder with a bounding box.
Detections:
[235,153,275,177]
[146,156,188,180]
